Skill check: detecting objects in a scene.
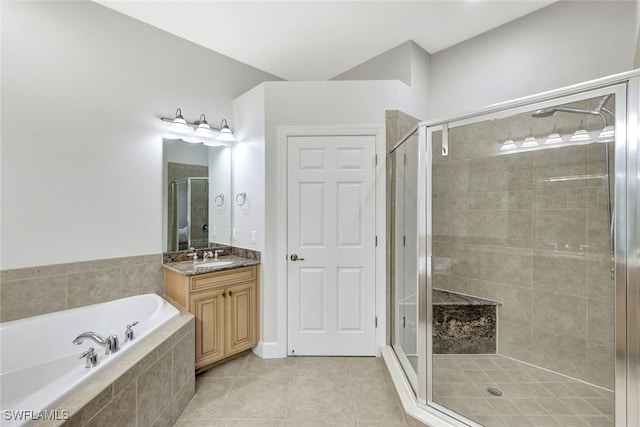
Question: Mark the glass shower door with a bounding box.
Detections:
[391,129,420,391]
[170,177,209,251]
[426,88,622,427]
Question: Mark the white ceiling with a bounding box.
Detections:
[95,0,556,81]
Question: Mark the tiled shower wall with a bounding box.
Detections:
[432,97,615,389]
[0,254,164,322]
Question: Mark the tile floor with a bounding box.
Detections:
[433,354,615,427]
[175,354,425,427]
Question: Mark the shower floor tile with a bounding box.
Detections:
[432,354,614,427]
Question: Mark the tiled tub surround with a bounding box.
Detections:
[11,301,194,427]
[0,254,164,323]
[432,96,616,389]
[432,289,500,354]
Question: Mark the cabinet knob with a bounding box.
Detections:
[229,290,233,297]
[222,291,226,298]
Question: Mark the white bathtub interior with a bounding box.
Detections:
[0,293,179,426]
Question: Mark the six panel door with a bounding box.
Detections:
[287,135,376,356]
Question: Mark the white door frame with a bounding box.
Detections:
[276,125,386,357]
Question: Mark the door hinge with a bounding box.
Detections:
[403,316,406,328]
[375,235,378,246]
[375,316,378,328]
[404,154,407,165]
[403,235,406,246]
[375,154,378,166]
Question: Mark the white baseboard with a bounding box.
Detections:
[252,341,287,359]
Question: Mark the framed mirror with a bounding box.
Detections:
[162,139,231,252]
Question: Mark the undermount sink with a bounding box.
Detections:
[195,260,234,269]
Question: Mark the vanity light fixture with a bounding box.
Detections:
[194,114,213,137]
[161,109,236,144]
[521,136,538,148]
[570,128,590,141]
[167,108,190,134]
[545,132,563,144]
[521,127,538,148]
[218,119,236,142]
[499,139,516,151]
[543,125,562,144]
[599,125,614,140]
[570,120,589,141]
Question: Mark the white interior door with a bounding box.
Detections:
[287,135,376,356]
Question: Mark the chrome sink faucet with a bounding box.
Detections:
[73,332,120,355]
[187,247,198,262]
[203,251,214,261]
[214,249,223,259]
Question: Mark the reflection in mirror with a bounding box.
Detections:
[163,139,231,252]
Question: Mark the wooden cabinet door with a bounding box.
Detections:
[226,281,257,355]
[191,289,226,368]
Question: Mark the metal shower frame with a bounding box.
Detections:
[391,69,640,427]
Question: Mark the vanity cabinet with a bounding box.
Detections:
[165,265,259,371]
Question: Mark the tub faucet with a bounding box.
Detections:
[79,347,99,368]
[124,322,138,342]
[73,332,120,355]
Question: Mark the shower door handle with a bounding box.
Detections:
[290,254,305,262]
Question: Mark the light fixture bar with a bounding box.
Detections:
[160,116,229,132]
[161,109,235,144]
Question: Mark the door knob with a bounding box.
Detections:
[290,254,305,261]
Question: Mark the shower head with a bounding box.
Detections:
[532,108,557,118]
[531,95,614,126]
[532,106,599,118]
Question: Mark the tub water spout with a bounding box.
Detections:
[73,332,120,355]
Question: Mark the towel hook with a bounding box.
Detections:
[235,191,247,206]
[215,193,224,207]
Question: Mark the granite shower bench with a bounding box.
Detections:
[432,288,501,354]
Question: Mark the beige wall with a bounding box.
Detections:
[432,95,615,389]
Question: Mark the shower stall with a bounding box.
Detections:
[388,72,640,427]
[169,177,209,251]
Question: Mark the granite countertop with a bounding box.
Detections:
[163,255,260,276]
